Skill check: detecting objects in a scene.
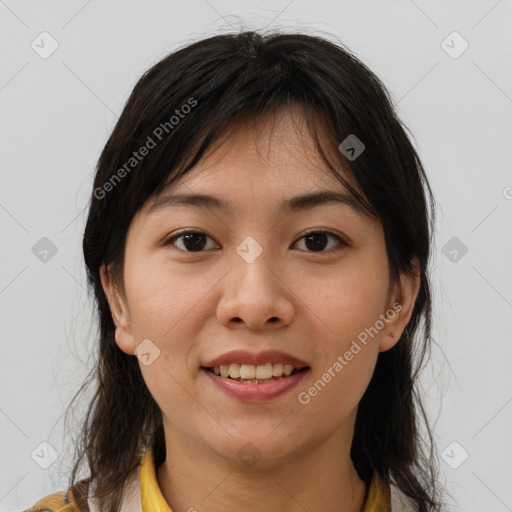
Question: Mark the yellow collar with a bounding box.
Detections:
[140,444,172,512]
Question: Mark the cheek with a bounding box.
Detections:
[127,264,204,416]
[297,268,386,419]
[123,255,214,385]
[310,258,390,346]
[123,254,196,340]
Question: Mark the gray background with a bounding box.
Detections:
[1,1,511,511]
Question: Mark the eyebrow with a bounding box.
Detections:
[147,190,371,218]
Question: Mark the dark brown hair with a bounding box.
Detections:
[64,29,446,511]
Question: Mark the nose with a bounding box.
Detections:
[216,244,295,330]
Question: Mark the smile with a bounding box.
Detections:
[205,362,304,382]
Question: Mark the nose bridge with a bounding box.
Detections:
[232,234,279,296]
[235,234,267,265]
[216,234,293,328]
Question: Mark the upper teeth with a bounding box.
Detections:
[212,363,296,379]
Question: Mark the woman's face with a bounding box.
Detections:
[101,110,418,468]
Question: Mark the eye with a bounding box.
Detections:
[164,231,218,252]
[164,229,348,253]
[293,230,348,253]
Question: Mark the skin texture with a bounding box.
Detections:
[101,109,420,512]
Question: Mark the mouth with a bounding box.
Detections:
[201,363,310,402]
[201,363,310,383]
[200,349,311,401]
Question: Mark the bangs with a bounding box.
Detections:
[148,103,377,220]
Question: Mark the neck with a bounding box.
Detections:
[156,421,368,512]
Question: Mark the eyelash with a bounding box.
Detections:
[163,229,348,254]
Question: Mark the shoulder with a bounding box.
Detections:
[19,479,91,512]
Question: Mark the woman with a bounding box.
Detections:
[22,30,447,512]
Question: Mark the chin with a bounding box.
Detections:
[204,427,312,470]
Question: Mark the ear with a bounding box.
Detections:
[378,258,421,352]
[100,264,136,355]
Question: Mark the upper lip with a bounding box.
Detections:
[202,349,309,369]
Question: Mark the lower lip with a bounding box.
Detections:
[202,368,309,403]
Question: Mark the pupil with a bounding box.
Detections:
[305,233,327,252]
[183,233,206,251]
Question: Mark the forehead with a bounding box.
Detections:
[189,107,337,181]
[148,108,360,211]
